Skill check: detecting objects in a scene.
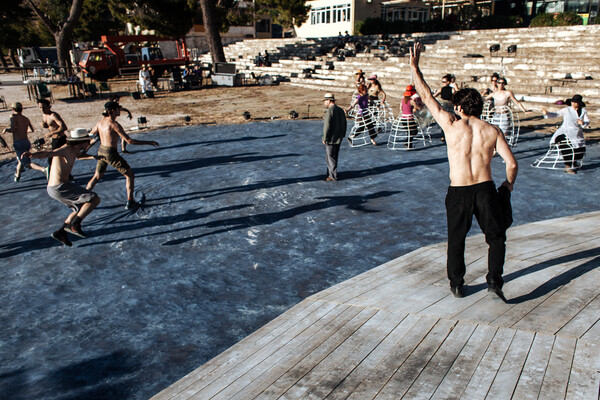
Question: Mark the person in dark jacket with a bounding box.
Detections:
[322,93,347,181]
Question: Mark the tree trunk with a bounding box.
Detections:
[198,0,226,65]
[27,0,84,73]
[9,48,19,69]
[0,48,9,71]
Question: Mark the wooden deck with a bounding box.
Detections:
[152,211,600,399]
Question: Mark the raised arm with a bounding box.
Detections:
[409,43,456,130]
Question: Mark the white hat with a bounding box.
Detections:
[68,128,92,142]
[323,93,335,101]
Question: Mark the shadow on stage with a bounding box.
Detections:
[463,246,600,303]
[0,350,138,400]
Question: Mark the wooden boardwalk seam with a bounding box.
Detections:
[153,211,600,399]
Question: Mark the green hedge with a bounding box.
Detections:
[530,11,583,27]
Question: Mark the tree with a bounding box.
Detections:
[26,0,85,70]
[199,0,226,64]
[256,0,310,29]
[0,1,41,69]
[108,0,198,38]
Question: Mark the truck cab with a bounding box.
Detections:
[79,50,117,81]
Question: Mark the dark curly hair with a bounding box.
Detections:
[452,88,484,117]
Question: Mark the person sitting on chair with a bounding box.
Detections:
[542,94,589,174]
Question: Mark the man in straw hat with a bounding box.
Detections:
[22,129,100,246]
[410,43,518,302]
[86,101,159,209]
[1,102,48,181]
[542,94,589,174]
[322,93,347,181]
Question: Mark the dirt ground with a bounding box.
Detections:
[0,72,597,163]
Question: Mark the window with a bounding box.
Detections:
[310,4,349,24]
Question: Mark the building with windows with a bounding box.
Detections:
[295,0,434,37]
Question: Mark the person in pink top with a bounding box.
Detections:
[400,88,422,148]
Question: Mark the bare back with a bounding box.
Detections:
[9,113,34,142]
[94,116,126,148]
[444,116,505,186]
[47,146,79,186]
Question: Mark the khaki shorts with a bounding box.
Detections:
[95,145,131,175]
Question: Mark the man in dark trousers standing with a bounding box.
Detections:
[410,43,518,302]
[322,93,347,181]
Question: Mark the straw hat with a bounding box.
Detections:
[68,128,92,142]
[323,93,335,101]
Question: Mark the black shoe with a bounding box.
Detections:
[488,286,507,302]
[51,229,73,247]
[122,150,132,154]
[125,200,140,210]
[65,223,88,238]
[451,285,464,298]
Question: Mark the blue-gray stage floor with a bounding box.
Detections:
[0,119,598,399]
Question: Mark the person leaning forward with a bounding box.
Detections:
[410,43,518,302]
[86,101,159,210]
[322,93,347,181]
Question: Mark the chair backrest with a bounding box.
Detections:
[99,82,109,90]
[87,83,98,94]
[37,83,51,98]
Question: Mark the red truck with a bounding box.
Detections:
[78,35,188,81]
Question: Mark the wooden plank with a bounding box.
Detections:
[223,303,361,400]
[486,330,535,399]
[324,313,423,399]
[460,327,516,399]
[512,333,555,400]
[166,300,341,400]
[311,246,443,302]
[255,307,378,399]
[400,321,477,399]
[511,267,600,334]
[346,316,440,400]
[285,309,404,399]
[557,293,600,340]
[582,318,600,342]
[566,339,600,400]
[538,335,577,400]
[430,324,499,400]
[372,318,458,398]
[151,298,324,399]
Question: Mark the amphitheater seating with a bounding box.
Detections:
[203,25,600,118]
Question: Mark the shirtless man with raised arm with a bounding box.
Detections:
[1,102,47,181]
[410,43,518,301]
[86,101,159,210]
[22,129,100,246]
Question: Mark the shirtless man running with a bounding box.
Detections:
[86,101,159,209]
[22,129,100,246]
[38,98,68,170]
[1,102,47,181]
[410,43,518,301]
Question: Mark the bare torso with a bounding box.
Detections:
[95,116,124,148]
[9,114,33,142]
[48,146,79,186]
[42,111,67,138]
[444,117,501,186]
